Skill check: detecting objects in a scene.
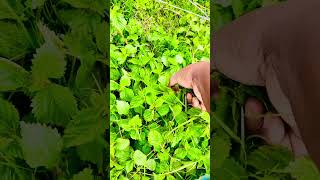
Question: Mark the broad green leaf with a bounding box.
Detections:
[31,84,77,126]
[111,6,127,33]
[148,129,163,149]
[157,104,170,116]
[110,80,119,91]
[130,96,145,108]
[20,122,63,168]
[214,158,248,180]
[212,134,231,169]
[126,160,134,173]
[63,28,96,63]
[116,100,130,115]
[31,41,66,81]
[120,88,134,101]
[143,109,154,122]
[133,150,147,166]
[0,58,28,91]
[0,98,19,136]
[0,22,32,59]
[284,157,320,180]
[172,104,182,117]
[72,168,94,180]
[76,138,105,167]
[63,108,106,147]
[129,115,142,127]
[187,147,202,161]
[116,138,130,150]
[146,159,156,171]
[174,148,187,159]
[247,145,293,171]
[120,73,131,88]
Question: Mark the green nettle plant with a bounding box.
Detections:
[110,0,210,179]
[0,0,108,179]
[212,0,320,179]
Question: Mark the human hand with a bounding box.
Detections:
[169,61,210,111]
[213,0,320,163]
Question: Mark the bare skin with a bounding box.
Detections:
[169,0,320,169]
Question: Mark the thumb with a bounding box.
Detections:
[212,2,287,86]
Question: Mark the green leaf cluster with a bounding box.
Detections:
[110,0,210,179]
[0,0,108,179]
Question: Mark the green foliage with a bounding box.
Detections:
[212,0,320,179]
[20,122,63,168]
[0,0,108,179]
[110,0,210,179]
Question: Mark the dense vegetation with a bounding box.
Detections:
[0,0,108,179]
[212,0,320,179]
[110,0,210,179]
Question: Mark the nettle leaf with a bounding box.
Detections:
[284,157,320,180]
[214,158,248,180]
[146,159,156,171]
[148,129,163,150]
[62,0,107,15]
[0,98,19,136]
[0,58,28,91]
[129,115,142,127]
[116,138,130,150]
[143,109,154,122]
[31,41,66,81]
[157,104,170,116]
[174,148,187,159]
[130,96,144,108]
[247,145,293,171]
[116,100,130,115]
[58,8,101,33]
[119,71,131,88]
[32,84,77,126]
[0,21,32,59]
[63,108,106,147]
[212,134,231,169]
[63,28,96,62]
[72,168,94,180]
[0,0,25,20]
[133,150,147,166]
[111,6,127,33]
[20,122,63,168]
[120,88,134,101]
[126,160,134,173]
[187,147,202,161]
[76,138,105,167]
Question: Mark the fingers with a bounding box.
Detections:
[244,96,286,145]
[169,66,193,88]
[212,3,287,86]
[186,93,206,111]
[244,97,309,157]
[245,97,265,133]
